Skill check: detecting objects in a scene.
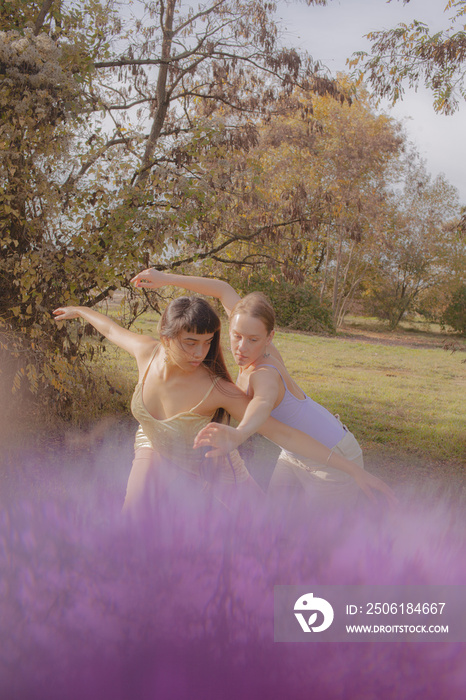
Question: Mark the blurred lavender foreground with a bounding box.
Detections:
[1,420,465,700]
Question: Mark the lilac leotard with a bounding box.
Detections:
[251,365,345,450]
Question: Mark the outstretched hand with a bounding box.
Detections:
[131,268,166,290]
[194,421,398,507]
[353,469,398,508]
[194,423,244,458]
[53,306,81,321]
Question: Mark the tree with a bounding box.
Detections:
[170,77,404,332]
[194,79,463,333]
[226,78,403,327]
[0,9,93,401]
[442,284,466,333]
[305,79,403,326]
[361,158,462,329]
[351,0,466,114]
[0,0,341,410]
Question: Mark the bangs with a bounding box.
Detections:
[181,314,219,337]
[176,320,219,336]
[160,297,221,339]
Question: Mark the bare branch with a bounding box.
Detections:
[151,219,306,270]
[94,57,164,69]
[134,0,177,186]
[173,0,228,37]
[34,0,54,36]
[63,138,135,189]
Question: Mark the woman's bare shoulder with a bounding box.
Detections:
[250,361,284,381]
[212,376,245,397]
[253,355,305,400]
[137,335,159,351]
[207,376,249,419]
[134,337,160,366]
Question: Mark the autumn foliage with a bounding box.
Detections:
[0,1,464,419]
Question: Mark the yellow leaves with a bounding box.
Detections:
[26,363,38,394]
[12,370,23,394]
[12,365,39,395]
[436,98,448,112]
[2,204,17,216]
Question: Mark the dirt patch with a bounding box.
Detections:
[364,445,465,504]
[277,321,466,353]
[337,325,466,352]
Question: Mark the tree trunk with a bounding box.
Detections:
[334,238,356,326]
[135,0,176,186]
[319,221,332,303]
[34,0,55,35]
[332,222,344,324]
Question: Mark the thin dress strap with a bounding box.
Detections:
[189,376,221,414]
[141,344,160,386]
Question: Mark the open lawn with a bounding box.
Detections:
[1,309,463,503]
[276,327,465,463]
[278,327,464,490]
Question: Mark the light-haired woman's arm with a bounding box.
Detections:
[194,420,396,506]
[194,385,397,506]
[130,268,241,316]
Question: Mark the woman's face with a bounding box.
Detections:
[229,313,274,368]
[165,330,215,370]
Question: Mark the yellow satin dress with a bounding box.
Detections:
[130,346,250,494]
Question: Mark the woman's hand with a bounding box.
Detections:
[131,268,167,290]
[53,306,82,321]
[194,423,245,458]
[53,305,150,358]
[353,469,398,508]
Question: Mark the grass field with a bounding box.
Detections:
[100,308,465,473]
[2,307,462,496]
[275,329,465,464]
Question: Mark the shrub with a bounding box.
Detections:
[441,285,466,335]
[236,272,334,333]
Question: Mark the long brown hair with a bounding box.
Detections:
[159,296,231,423]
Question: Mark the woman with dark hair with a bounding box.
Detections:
[54,295,394,514]
[54,297,252,513]
[130,270,393,510]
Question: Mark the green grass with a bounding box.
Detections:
[94,307,466,465]
[274,330,465,464]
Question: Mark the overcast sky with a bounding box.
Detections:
[275,0,466,202]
